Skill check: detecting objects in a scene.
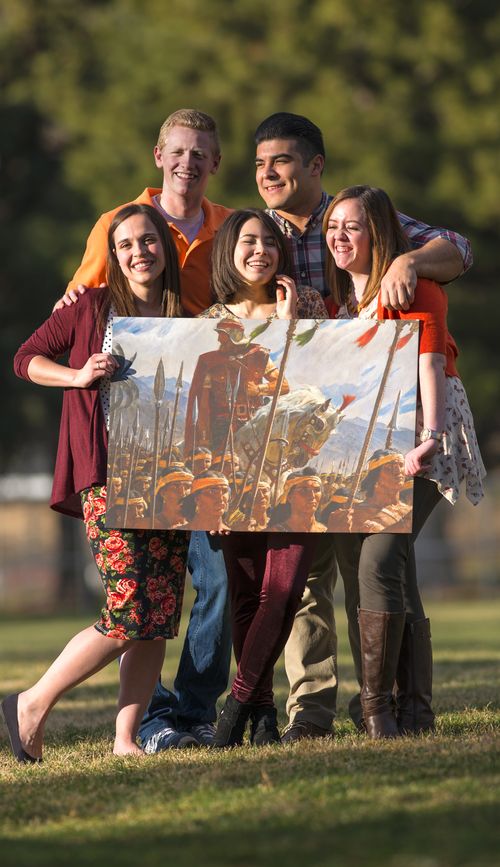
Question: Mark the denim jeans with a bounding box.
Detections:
[138,531,232,742]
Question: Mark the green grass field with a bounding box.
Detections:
[1,598,499,867]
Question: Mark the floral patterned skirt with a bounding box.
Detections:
[81,486,189,640]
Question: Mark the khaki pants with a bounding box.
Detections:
[284,535,362,729]
[286,478,442,730]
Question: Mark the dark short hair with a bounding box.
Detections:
[254,112,325,164]
[211,208,292,303]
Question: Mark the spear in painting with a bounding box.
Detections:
[229,370,242,491]
[385,390,401,450]
[107,413,122,508]
[245,319,297,525]
[106,367,123,502]
[220,369,241,486]
[346,322,414,516]
[123,406,140,525]
[220,373,233,477]
[166,361,183,468]
[190,396,199,472]
[160,407,170,458]
[228,423,239,495]
[271,406,290,508]
[150,358,166,528]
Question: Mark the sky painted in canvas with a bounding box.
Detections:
[112,317,418,428]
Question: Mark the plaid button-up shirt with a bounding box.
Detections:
[267,192,472,297]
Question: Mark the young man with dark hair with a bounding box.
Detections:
[254,111,471,742]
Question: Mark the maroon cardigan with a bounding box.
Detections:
[14,288,109,518]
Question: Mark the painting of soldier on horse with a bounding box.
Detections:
[105,315,419,532]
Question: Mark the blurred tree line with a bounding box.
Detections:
[2,0,499,472]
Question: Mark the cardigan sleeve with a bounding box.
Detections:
[14,304,79,381]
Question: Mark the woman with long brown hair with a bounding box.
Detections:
[3,204,194,761]
[200,208,327,747]
[323,186,485,738]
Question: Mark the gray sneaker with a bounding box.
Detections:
[142,724,198,754]
[186,722,217,746]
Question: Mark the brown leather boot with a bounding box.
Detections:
[396,618,435,734]
[347,614,365,732]
[359,608,405,739]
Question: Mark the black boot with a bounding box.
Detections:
[213,694,252,748]
[249,705,281,746]
[396,618,435,734]
[359,608,405,739]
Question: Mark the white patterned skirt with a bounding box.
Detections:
[416,376,486,506]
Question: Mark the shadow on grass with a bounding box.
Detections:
[1,800,500,867]
[1,735,499,822]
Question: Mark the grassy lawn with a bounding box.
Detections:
[1,597,499,867]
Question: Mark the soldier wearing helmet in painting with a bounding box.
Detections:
[184,317,289,462]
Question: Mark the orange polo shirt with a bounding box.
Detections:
[66,188,233,316]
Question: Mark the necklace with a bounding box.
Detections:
[226,300,276,319]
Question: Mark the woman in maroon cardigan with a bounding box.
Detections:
[3,204,190,761]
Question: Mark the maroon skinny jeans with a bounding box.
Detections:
[221,532,317,706]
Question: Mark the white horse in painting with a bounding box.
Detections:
[233,385,353,484]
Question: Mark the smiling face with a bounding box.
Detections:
[153,125,220,204]
[113,213,166,294]
[255,138,324,215]
[233,217,280,289]
[325,198,372,276]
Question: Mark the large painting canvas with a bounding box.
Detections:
[106,316,419,533]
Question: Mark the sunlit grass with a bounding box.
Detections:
[1,598,499,866]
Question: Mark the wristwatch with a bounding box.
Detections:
[419,428,443,444]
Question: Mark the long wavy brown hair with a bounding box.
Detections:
[323,186,410,310]
[95,203,183,331]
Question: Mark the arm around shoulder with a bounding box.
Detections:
[400,237,465,285]
[397,211,473,276]
[66,214,110,295]
[52,215,110,312]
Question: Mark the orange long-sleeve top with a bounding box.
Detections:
[326,278,459,377]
